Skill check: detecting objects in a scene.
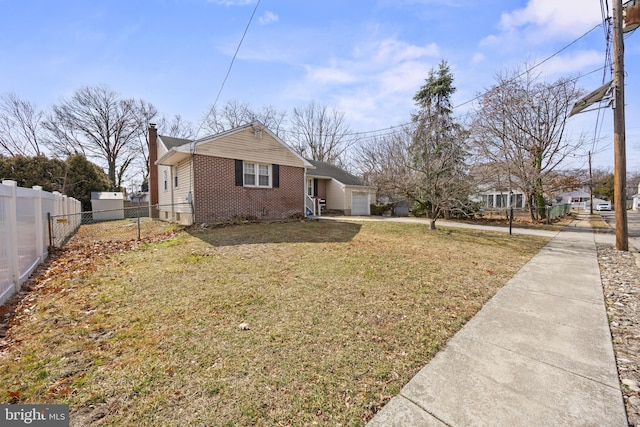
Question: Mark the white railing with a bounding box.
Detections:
[305,195,325,217]
[0,180,81,305]
[306,195,317,216]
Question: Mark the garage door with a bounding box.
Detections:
[351,192,370,216]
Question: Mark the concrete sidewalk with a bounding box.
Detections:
[365,225,627,426]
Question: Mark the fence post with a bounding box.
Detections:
[2,180,20,292]
[32,186,44,264]
[546,206,550,225]
[47,212,53,249]
[509,207,513,235]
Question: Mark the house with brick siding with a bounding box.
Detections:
[148,121,313,225]
[148,121,376,224]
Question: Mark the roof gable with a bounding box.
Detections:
[156,122,312,168]
[191,122,310,168]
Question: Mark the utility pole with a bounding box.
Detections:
[613,0,629,251]
[589,151,593,215]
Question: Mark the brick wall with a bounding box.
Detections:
[317,179,327,199]
[193,155,305,223]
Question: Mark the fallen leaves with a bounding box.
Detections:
[0,222,181,352]
[7,389,21,404]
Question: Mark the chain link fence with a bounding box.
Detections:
[546,203,572,223]
[49,203,192,249]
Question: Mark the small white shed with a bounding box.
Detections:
[91,192,125,221]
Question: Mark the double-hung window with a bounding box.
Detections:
[243,162,271,187]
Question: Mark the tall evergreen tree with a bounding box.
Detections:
[409,60,470,229]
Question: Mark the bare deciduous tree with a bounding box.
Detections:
[355,128,413,202]
[0,93,45,156]
[158,114,195,140]
[43,85,143,190]
[471,67,585,221]
[288,102,357,167]
[201,100,287,136]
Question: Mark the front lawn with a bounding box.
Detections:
[0,220,548,426]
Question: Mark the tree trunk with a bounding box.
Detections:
[527,193,536,222]
[535,151,546,219]
[430,205,438,230]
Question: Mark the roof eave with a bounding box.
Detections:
[155,148,192,166]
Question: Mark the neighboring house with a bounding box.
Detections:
[558,190,591,205]
[150,122,321,225]
[477,190,526,210]
[305,159,377,216]
[557,190,609,210]
[633,182,640,211]
[468,165,526,210]
[91,192,124,221]
[128,192,149,203]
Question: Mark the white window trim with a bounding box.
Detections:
[174,166,179,188]
[243,162,272,188]
[163,170,168,192]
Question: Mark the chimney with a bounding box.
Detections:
[148,123,159,217]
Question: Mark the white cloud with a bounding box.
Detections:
[306,66,356,85]
[498,0,602,42]
[471,52,485,64]
[285,36,441,129]
[536,50,603,76]
[259,11,278,26]
[372,39,439,64]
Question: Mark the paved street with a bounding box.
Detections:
[598,210,640,250]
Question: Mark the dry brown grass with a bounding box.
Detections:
[588,214,612,230]
[0,220,549,426]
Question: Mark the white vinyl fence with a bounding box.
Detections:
[0,180,81,305]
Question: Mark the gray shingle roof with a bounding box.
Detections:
[306,159,366,186]
[159,135,193,149]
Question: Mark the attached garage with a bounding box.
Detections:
[306,159,376,216]
[351,191,370,216]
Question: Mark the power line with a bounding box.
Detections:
[315,22,606,141]
[454,22,603,110]
[187,0,261,210]
[195,0,261,139]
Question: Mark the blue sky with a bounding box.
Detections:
[1,0,639,172]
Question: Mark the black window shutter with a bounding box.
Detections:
[272,164,280,188]
[235,160,243,186]
[313,179,318,196]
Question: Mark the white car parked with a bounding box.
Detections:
[596,202,612,211]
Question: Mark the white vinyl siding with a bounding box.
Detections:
[173,160,193,206]
[196,127,304,168]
